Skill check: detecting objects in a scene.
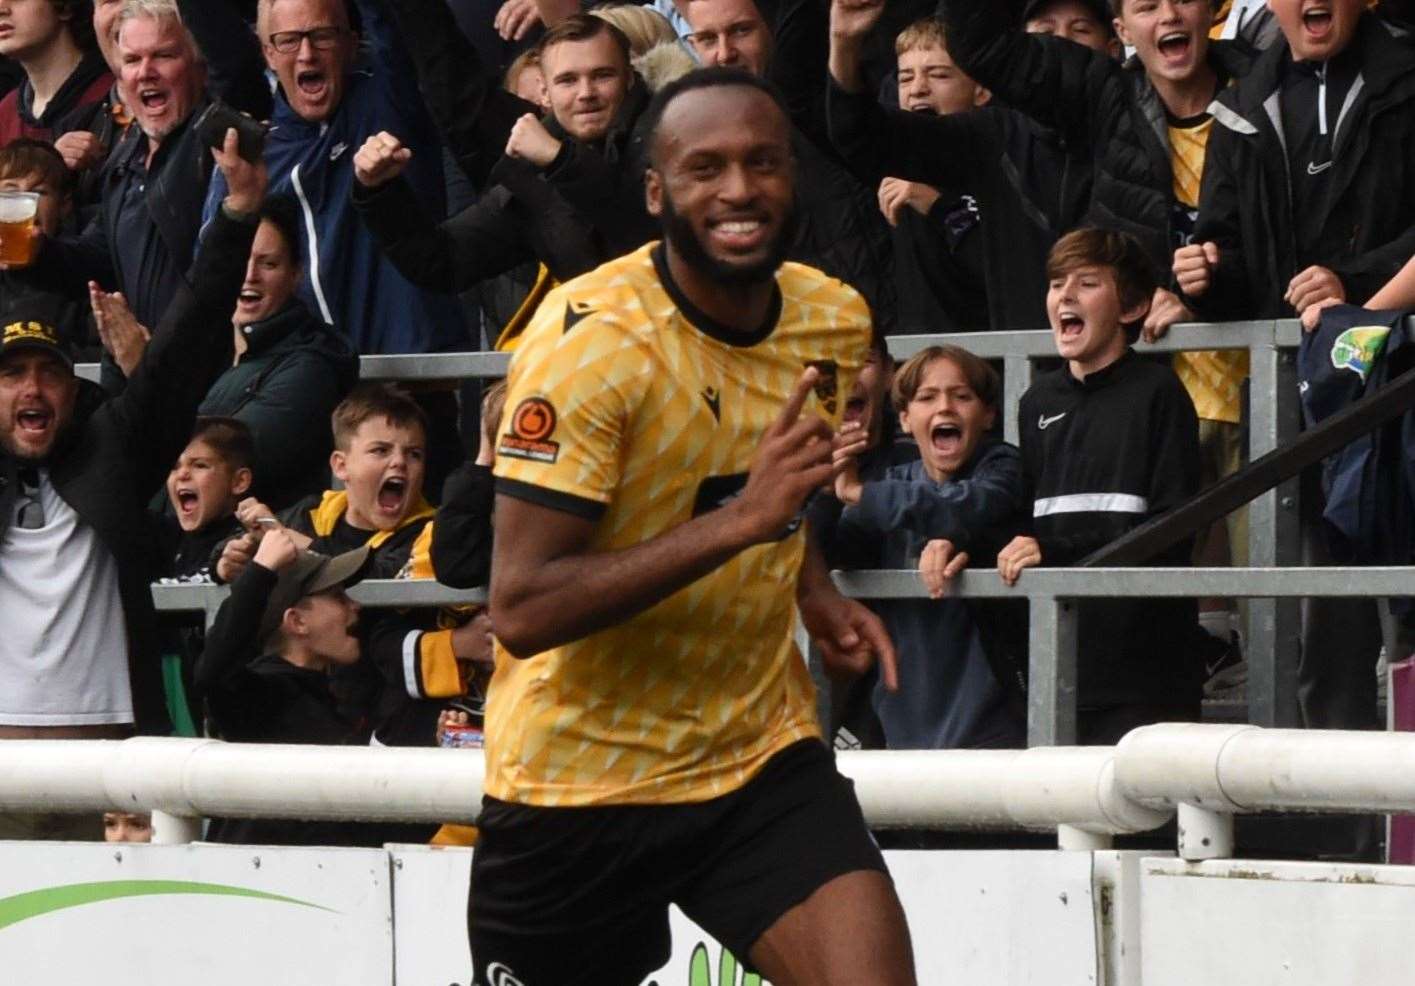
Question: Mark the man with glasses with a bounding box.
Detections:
[200,0,467,359]
[0,133,264,841]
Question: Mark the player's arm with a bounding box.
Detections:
[797,535,899,691]
[491,371,836,658]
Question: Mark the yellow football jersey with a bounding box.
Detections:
[488,242,871,807]
[1170,115,1248,425]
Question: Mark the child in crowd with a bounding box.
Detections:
[152,417,255,734]
[828,345,1028,751]
[103,812,152,844]
[160,418,254,582]
[878,17,992,333]
[195,529,379,847]
[999,228,1202,745]
[216,383,436,581]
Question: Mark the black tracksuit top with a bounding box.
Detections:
[1019,349,1204,709]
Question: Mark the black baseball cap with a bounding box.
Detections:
[257,545,370,651]
[0,295,75,369]
[1022,0,1117,35]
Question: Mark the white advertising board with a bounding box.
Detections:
[0,841,393,984]
[1141,857,1415,986]
[388,846,1102,986]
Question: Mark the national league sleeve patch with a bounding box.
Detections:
[498,396,561,464]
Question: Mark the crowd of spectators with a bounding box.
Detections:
[0,0,1413,846]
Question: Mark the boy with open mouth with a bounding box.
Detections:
[1000,227,1203,746]
[828,344,1028,751]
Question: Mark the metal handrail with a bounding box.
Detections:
[117,316,1384,735]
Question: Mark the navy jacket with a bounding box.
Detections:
[833,442,1028,749]
[1299,305,1415,577]
[203,0,468,354]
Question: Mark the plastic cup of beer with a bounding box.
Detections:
[0,191,39,267]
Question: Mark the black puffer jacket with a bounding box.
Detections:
[0,210,256,734]
[1187,14,1415,320]
[939,0,1258,275]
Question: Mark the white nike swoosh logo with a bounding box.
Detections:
[1307,160,1333,176]
[330,142,348,162]
[1038,412,1067,430]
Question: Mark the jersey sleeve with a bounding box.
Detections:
[493,292,648,521]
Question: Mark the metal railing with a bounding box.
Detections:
[119,317,1357,734]
[2,722,1413,859]
[152,564,1413,747]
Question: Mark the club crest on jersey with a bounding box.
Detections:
[498,397,561,463]
[1330,325,1391,384]
[804,359,839,414]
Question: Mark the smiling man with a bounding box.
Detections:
[475,67,913,986]
[0,130,263,842]
[351,14,656,311]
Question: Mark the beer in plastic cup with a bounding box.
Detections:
[0,191,39,267]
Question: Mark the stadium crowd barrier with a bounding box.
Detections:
[1,721,1413,859]
[114,316,1365,732]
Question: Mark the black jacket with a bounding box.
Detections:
[199,302,359,509]
[1187,14,1415,319]
[352,81,656,293]
[196,562,379,847]
[27,0,269,341]
[430,462,494,589]
[828,82,1091,332]
[1019,350,1202,709]
[0,210,257,733]
[939,0,1258,276]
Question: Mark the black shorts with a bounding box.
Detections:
[468,738,887,986]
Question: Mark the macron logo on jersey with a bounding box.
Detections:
[1038,412,1067,430]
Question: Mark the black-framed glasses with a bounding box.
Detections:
[14,467,43,530]
[266,25,346,53]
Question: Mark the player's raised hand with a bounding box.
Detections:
[354,131,412,188]
[732,368,834,543]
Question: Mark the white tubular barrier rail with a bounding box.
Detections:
[6,723,1415,857]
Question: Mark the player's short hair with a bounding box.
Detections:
[189,416,256,472]
[1110,0,1211,15]
[117,0,205,64]
[589,3,677,56]
[0,139,73,197]
[536,12,632,70]
[891,345,1000,413]
[332,383,427,450]
[1046,227,1157,340]
[895,16,949,56]
[257,194,304,271]
[641,66,790,169]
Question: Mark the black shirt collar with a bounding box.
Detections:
[1066,347,1137,390]
[651,242,783,348]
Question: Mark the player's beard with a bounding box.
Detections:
[659,192,799,286]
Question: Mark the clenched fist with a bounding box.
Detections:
[505,113,562,168]
[354,131,413,188]
[1173,241,1220,299]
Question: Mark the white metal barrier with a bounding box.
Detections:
[1,723,1412,861]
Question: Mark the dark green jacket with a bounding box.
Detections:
[198,301,358,509]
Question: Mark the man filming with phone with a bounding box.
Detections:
[10,0,266,393]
